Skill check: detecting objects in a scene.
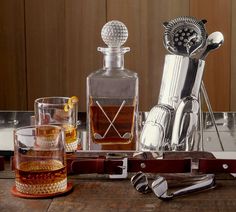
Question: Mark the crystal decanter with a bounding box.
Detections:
[87,20,139,150]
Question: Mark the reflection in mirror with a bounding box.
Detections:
[1,111,236,154]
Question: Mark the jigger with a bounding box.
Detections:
[140,54,205,151]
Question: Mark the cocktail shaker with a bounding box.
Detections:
[141,54,205,151]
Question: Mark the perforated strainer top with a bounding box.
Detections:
[163,16,207,56]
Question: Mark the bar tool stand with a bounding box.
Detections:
[141,54,205,151]
[140,16,224,152]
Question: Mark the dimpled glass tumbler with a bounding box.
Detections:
[14,125,67,195]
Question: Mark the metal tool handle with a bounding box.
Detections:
[171,174,215,198]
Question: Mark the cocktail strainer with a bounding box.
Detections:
[163,16,207,56]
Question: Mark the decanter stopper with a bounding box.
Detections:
[101,20,128,48]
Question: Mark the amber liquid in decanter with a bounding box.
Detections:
[89,98,136,150]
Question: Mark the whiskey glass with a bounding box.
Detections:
[14,125,67,195]
[34,97,79,152]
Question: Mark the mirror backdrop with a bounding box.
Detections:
[0,0,234,112]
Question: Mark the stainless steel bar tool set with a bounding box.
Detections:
[140,16,224,152]
[131,16,225,200]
